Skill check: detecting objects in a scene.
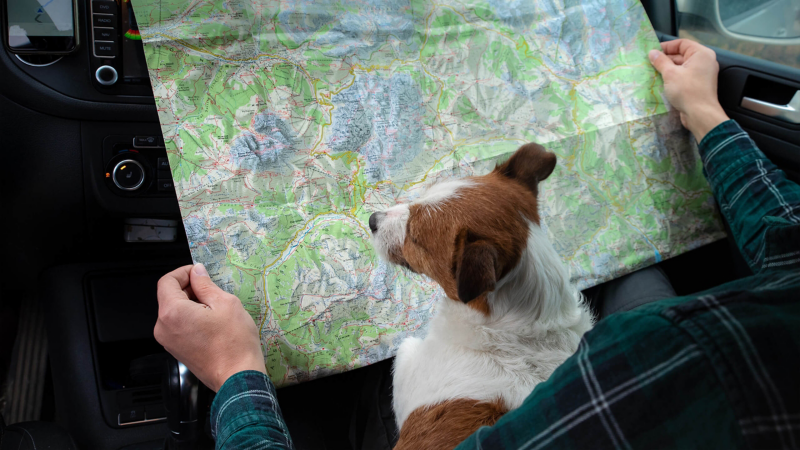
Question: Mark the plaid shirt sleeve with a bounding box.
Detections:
[455,120,800,450]
[210,370,294,450]
[698,120,800,272]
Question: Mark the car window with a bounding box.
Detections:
[676,0,800,69]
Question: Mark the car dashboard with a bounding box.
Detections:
[1,0,192,447]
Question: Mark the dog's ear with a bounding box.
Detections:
[495,143,557,195]
[453,229,500,304]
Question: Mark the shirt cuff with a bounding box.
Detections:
[210,370,290,447]
[697,119,743,156]
[696,119,761,185]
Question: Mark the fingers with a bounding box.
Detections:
[660,39,700,55]
[182,284,196,300]
[189,264,231,308]
[660,39,684,55]
[155,264,207,333]
[660,39,715,60]
[157,265,194,307]
[154,297,192,347]
[666,54,685,65]
[648,50,676,75]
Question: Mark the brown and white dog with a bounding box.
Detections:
[369,143,594,449]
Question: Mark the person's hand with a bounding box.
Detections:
[649,39,730,142]
[155,264,265,392]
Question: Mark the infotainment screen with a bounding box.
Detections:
[5,0,77,53]
[121,0,148,81]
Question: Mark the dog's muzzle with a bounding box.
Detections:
[368,205,409,263]
[369,212,384,234]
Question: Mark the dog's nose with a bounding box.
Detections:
[369,213,379,234]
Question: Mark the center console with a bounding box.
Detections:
[39,262,190,450]
[0,0,201,447]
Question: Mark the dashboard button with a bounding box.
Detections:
[119,406,144,424]
[94,41,118,57]
[133,135,162,148]
[92,0,117,14]
[156,157,171,171]
[112,159,145,191]
[157,178,175,192]
[93,14,116,28]
[94,28,114,40]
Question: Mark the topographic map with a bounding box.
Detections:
[131,0,725,386]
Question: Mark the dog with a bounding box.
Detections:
[369,143,594,449]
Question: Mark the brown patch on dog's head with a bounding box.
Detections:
[394,398,507,450]
[370,143,557,315]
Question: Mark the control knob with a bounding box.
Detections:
[96,65,118,86]
[112,159,145,191]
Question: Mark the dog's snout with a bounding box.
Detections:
[368,206,408,264]
[369,212,380,234]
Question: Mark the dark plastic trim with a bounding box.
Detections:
[39,263,186,449]
[0,3,157,122]
[642,0,677,36]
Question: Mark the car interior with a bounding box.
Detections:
[1,0,799,448]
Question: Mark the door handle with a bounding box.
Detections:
[741,91,800,124]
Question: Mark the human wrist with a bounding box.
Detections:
[683,104,729,142]
[213,357,266,392]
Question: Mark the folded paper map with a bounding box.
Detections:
[130,0,725,386]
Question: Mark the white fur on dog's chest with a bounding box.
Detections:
[391,223,594,428]
[392,300,586,428]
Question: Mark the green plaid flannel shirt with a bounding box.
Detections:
[210,371,294,449]
[211,120,800,450]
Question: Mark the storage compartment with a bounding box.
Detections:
[87,271,169,427]
[40,261,190,449]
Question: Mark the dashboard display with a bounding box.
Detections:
[122,0,148,81]
[5,0,77,53]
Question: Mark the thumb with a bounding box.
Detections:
[189,264,225,306]
[648,50,675,75]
